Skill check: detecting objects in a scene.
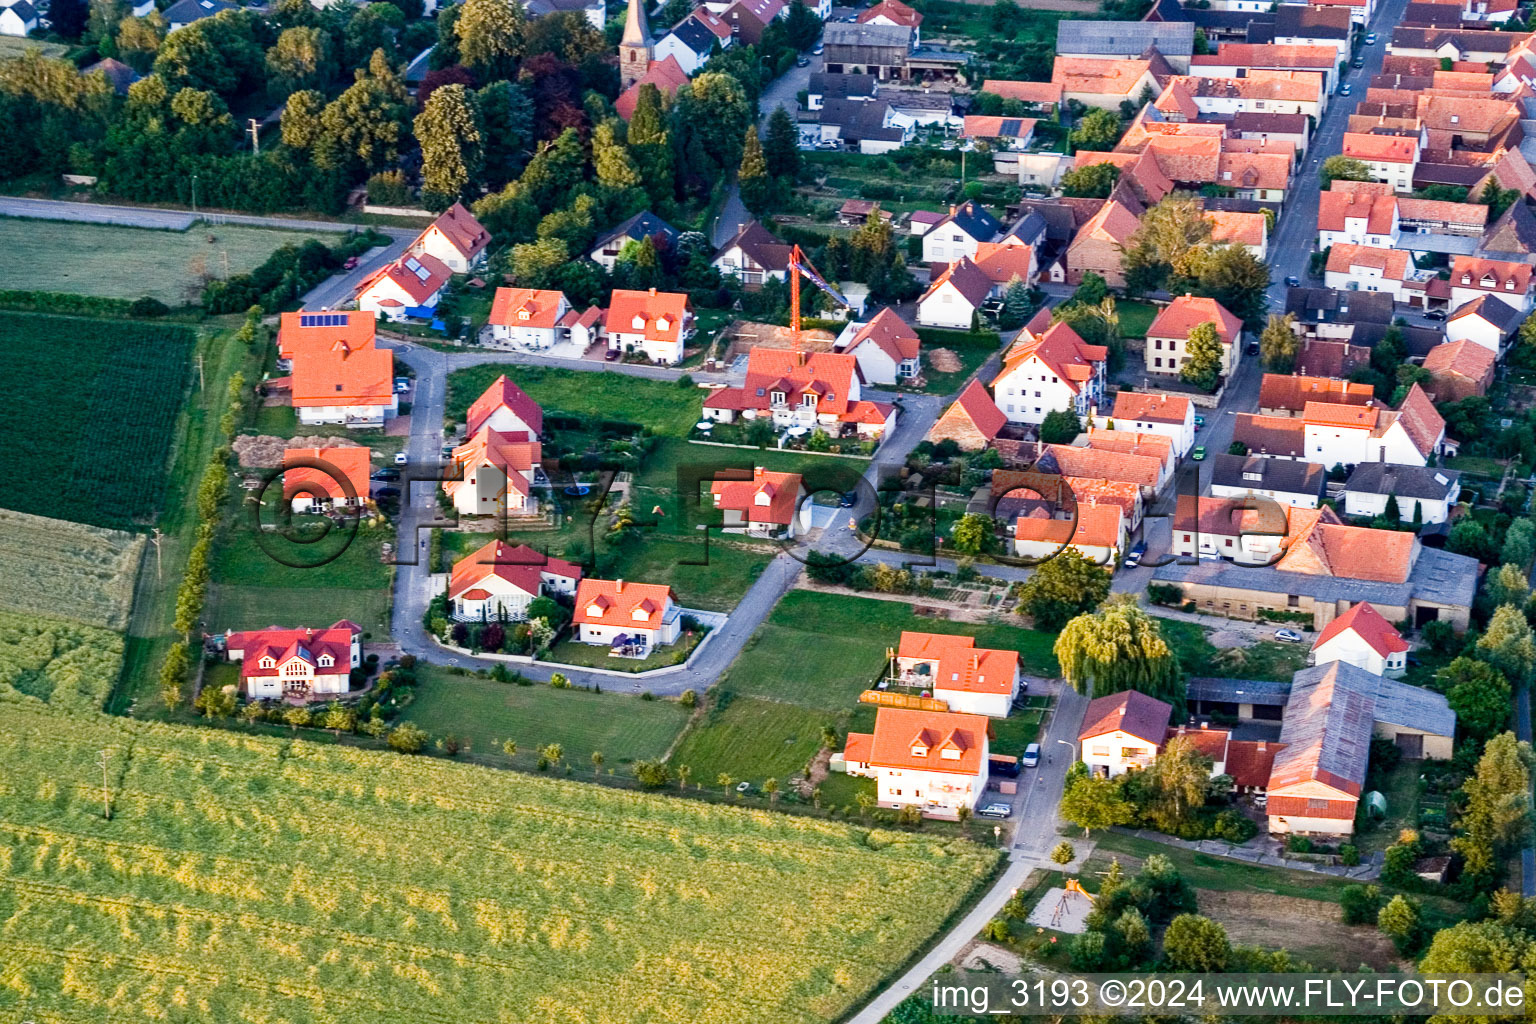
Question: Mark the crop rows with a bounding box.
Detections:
[0,706,998,1024]
[0,312,193,528]
[0,610,123,713]
[0,509,143,629]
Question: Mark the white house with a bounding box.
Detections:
[1079,690,1173,778]
[1310,601,1409,677]
[833,307,921,385]
[1145,294,1245,378]
[1303,384,1445,470]
[282,446,371,514]
[447,539,582,622]
[915,256,991,329]
[841,707,991,817]
[487,287,571,349]
[355,253,451,321]
[1446,295,1526,355]
[605,288,692,364]
[160,0,233,32]
[587,211,678,273]
[920,201,1003,266]
[442,428,543,516]
[1110,391,1195,458]
[991,319,1108,426]
[464,373,543,438]
[1449,256,1535,313]
[710,467,804,539]
[1209,454,1327,508]
[1343,462,1460,525]
[711,220,791,286]
[0,0,38,35]
[290,339,397,429]
[1322,244,1413,304]
[655,9,732,75]
[895,631,1020,718]
[1317,185,1400,250]
[224,622,361,700]
[573,578,682,657]
[1013,502,1125,567]
[407,202,490,274]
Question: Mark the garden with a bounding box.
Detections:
[0,702,1001,1024]
[0,311,194,528]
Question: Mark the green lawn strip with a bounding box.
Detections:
[1158,618,1308,682]
[210,514,393,591]
[1090,831,1361,902]
[408,663,689,767]
[1116,300,1158,339]
[815,770,875,810]
[989,709,1044,758]
[668,693,836,785]
[913,327,1004,395]
[203,585,392,640]
[544,629,703,672]
[0,218,326,304]
[446,365,705,437]
[725,590,1057,711]
[1352,762,1423,856]
[247,403,407,457]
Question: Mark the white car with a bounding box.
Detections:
[393,451,409,465]
[1274,628,1305,643]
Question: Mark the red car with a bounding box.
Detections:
[343,256,360,270]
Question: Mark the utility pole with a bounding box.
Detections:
[248,118,260,156]
[196,352,205,390]
[97,748,112,820]
[191,174,199,222]
[150,527,163,582]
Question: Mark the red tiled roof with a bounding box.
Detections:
[1225,739,1284,789]
[1147,294,1243,347]
[1166,727,1229,765]
[442,428,542,503]
[1393,382,1445,458]
[489,287,567,330]
[938,379,1007,442]
[465,374,543,437]
[449,538,582,601]
[898,631,1019,696]
[1112,391,1190,426]
[282,446,371,503]
[1341,132,1419,164]
[1423,338,1496,383]
[606,288,691,345]
[420,202,490,262]
[1302,401,1379,428]
[357,252,452,306]
[1015,501,1122,551]
[1451,255,1533,295]
[1260,373,1375,412]
[1233,413,1306,457]
[922,255,994,307]
[574,578,676,630]
[1318,188,1398,235]
[979,79,1063,105]
[1080,690,1173,745]
[859,0,922,27]
[1046,444,1161,488]
[291,343,394,409]
[226,625,355,681]
[846,307,920,365]
[867,706,989,775]
[615,56,690,119]
[711,467,802,526]
[971,241,1035,285]
[1001,321,1107,395]
[1326,243,1412,282]
[1313,601,1409,660]
[277,311,376,361]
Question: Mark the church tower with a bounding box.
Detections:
[619,0,653,90]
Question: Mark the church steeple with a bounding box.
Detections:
[619,0,653,89]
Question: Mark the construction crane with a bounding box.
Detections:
[787,244,850,365]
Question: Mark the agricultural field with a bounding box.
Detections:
[0,705,999,1024]
[0,312,194,528]
[0,610,123,713]
[0,509,143,629]
[671,590,1057,787]
[0,218,327,305]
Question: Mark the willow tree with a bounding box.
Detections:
[1055,598,1182,705]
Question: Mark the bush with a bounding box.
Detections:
[1340,883,1383,925]
[128,296,170,317]
[1340,844,1360,866]
[1286,835,1313,854]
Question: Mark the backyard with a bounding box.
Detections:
[0,218,327,305]
[1159,618,1311,682]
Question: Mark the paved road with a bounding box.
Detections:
[0,195,413,238]
[846,684,1089,1024]
[303,236,415,311]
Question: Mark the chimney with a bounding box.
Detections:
[1118,704,1126,715]
[949,205,957,216]
[615,579,624,593]
[1257,741,1267,752]
[648,287,656,295]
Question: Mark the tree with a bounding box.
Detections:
[1441,657,1513,746]
[1502,518,1536,572]
[763,776,780,805]
[265,25,332,98]
[51,0,89,38]
[1060,160,1119,198]
[1059,766,1135,836]
[541,742,564,766]
[387,721,427,752]
[1320,155,1371,187]
[717,772,733,792]
[1050,841,1075,865]
[633,759,673,788]
[1195,245,1269,330]
[283,705,311,732]
[1038,408,1083,445]
[763,104,799,181]
[1339,883,1383,925]
[1480,178,1522,219]
[476,79,534,190]
[1377,894,1422,955]
[1055,598,1182,703]
[1016,548,1111,630]
[194,684,236,719]
[1139,736,1211,831]
[1450,518,1498,562]
[1179,320,1224,392]
[1122,192,1211,295]
[674,72,750,181]
[281,88,325,150]
[1161,914,1230,972]
[1452,732,1534,880]
[414,82,483,208]
[116,14,166,73]
[950,512,995,555]
[592,119,643,196]
[1072,271,1108,306]
[455,0,524,79]
[627,83,675,207]
[1260,313,1299,372]
[1484,563,1531,611]
[737,125,772,215]
[1070,108,1121,151]
[315,49,408,174]
[1479,604,1536,687]
[999,277,1033,330]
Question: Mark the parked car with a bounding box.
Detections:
[371,467,400,481]
[374,486,400,498]
[1021,743,1040,768]
[1194,414,1205,428]
[1352,57,1364,68]
[1191,446,1207,461]
[813,43,823,54]
[604,348,622,361]
[795,56,810,67]
[1285,275,1300,287]
[1365,32,1377,43]
[393,451,409,465]
[1125,543,1146,567]
[1274,628,1305,643]
[343,256,359,270]
[976,802,1012,820]
[838,490,857,507]
[1246,340,1260,356]
[735,781,753,795]
[1424,309,1446,321]
[1340,83,1352,95]
[989,755,1021,779]
[394,381,411,394]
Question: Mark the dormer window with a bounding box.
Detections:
[1507,279,1516,290]
[940,746,962,760]
[518,309,530,320]
[801,393,817,408]
[1462,273,1472,284]
[631,607,649,621]
[910,743,928,757]
[656,316,671,332]
[632,314,646,331]
[318,654,333,667]
[586,603,604,617]
[259,656,275,668]
[771,390,786,405]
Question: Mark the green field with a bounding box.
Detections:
[446,365,706,437]
[0,704,999,1024]
[670,694,837,784]
[0,508,144,629]
[0,312,194,528]
[0,218,327,305]
[913,329,1003,396]
[1116,300,1158,339]
[0,609,123,713]
[409,664,690,767]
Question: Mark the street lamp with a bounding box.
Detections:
[1056,738,1078,765]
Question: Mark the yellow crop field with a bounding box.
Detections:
[0,706,999,1024]
[0,611,123,712]
[0,509,143,630]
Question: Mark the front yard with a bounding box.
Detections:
[544,626,706,672]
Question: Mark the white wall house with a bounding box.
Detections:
[1110,392,1195,458]
[991,321,1107,426]
[842,707,991,817]
[225,624,361,700]
[1079,690,1171,778]
[487,288,571,349]
[895,631,1020,718]
[1342,463,1460,525]
[572,579,682,655]
[447,541,582,622]
[1310,602,1409,677]
[920,201,1002,265]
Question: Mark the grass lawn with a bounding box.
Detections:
[723,589,1058,711]
[914,328,1003,396]
[446,364,705,437]
[668,694,836,785]
[1089,830,1363,903]
[203,583,392,639]
[0,218,326,305]
[816,770,875,810]
[545,627,704,672]
[1445,455,1506,478]
[1353,761,1423,856]
[247,404,407,457]
[408,663,689,767]
[0,312,193,528]
[633,438,869,509]
[1117,300,1158,339]
[1159,618,1309,682]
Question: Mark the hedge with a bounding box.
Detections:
[0,289,177,318]
[916,326,1003,350]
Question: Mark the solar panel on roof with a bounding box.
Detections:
[298,312,347,327]
[1000,118,1022,136]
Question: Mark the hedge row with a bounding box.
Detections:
[0,289,174,318]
